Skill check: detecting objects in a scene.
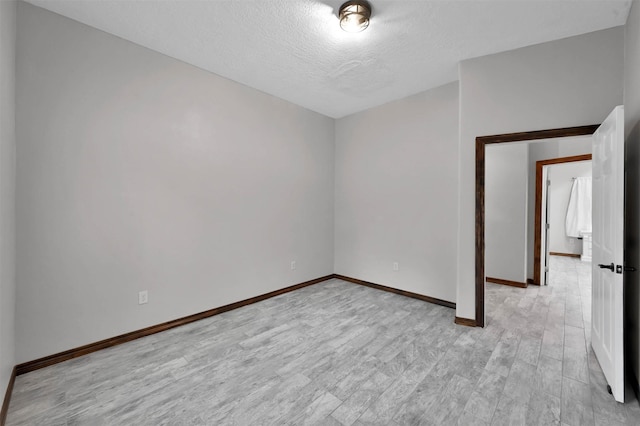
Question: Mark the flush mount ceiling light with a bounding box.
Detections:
[339,0,372,33]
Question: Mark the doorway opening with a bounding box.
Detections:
[534,154,593,286]
[475,125,598,327]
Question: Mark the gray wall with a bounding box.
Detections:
[624,0,640,394]
[458,27,624,320]
[0,0,16,398]
[485,143,528,283]
[15,3,335,362]
[526,136,592,279]
[6,1,632,368]
[334,82,458,304]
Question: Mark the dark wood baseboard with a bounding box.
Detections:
[15,273,456,377]
[527,278,537,285]
[549,252,581,258]
[486,277,527,289]
[333,274,456,309]
[455,317,477,327]
[0,366,16,426]
[16,275,335,376]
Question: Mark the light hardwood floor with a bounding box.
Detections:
[6,256,640,425]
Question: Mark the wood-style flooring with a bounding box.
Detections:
[6,256,640,425]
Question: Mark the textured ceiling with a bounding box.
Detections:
[25,0,631,118]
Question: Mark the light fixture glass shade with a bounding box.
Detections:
[339,1,371,33]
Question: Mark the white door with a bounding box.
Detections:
[541,167,550,285]
[544,174,551,285]
[592,105,625,403]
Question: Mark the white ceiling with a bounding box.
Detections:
[25,0,632,118]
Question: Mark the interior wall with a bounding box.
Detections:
[334,82,458,304]
[15,2,335,363]
[458,26,624,320]
[547,161,592,254]
[8,1,632,366]
[623,0,640,392]
[485,143,528,283]
[526,136,592,279]
[0,0,16,397]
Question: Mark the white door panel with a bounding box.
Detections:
[592,105,625,403]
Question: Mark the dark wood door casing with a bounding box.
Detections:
[533,154,592,286]
[475,125,598,327]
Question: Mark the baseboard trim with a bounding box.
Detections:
[486,277,527,289]
[16,275,335,376]
[333,274,456,309]
[527,278,536,285]
[15,273,456,376]
[454,317,477,327]
[0,366,16,426]
[549,252,581,258]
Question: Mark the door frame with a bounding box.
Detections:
[475,125,598,327]
[533,154,592,285]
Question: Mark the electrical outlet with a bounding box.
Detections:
[291,260,296,270]
[138,290,148,305]
[393,262,399,271]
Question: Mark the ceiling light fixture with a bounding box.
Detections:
[339,0,371,33]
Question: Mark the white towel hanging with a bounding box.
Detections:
[565,177,592,238]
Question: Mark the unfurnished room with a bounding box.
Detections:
[2,0,640,424]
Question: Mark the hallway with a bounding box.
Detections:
[486,255,638,424]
